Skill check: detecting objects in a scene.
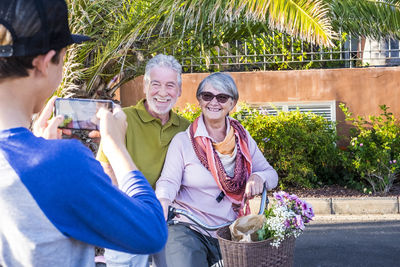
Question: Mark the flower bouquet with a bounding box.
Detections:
[256,191,315,247]
[216,191,314,267]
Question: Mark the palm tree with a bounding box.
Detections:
[329,0,400,40]
[61,0,400,99]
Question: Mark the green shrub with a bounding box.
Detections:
[232,106,341,188]
[340,104,400,193]
[175,104,201,122]
[176,103,400,193]
[178,103,344,188]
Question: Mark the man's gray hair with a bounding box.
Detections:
[144,54,182,87]
[196,72,239,101]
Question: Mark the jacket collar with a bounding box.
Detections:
[193,114,231,142]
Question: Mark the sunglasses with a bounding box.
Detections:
[199,92,232,104]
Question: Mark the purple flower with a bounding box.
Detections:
[295,215,305,230]
[273,192,285,204]
[300,201,315,222]
[390,161,393,164]
[273,192,282,200]
[394,160,397,164]
[360,143,363,147]
[303,210,314,223]
[263,137,270,143]
[274,191,289,199]
[301,201,309,210]
[270,191,314,235]
[288,194,299,201]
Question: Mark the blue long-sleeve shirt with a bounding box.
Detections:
[0,127,167,267]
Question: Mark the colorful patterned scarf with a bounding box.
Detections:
[189,116,252,215]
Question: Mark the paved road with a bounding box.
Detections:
[294,220,400,267]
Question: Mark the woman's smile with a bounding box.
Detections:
[199,84,235,122]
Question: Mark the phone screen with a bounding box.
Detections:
[54,98,113,130]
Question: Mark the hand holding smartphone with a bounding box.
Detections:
[54,98,114,130]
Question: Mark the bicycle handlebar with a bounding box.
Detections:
[167,184,269,231]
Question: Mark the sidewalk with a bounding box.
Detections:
[249,195,400,216]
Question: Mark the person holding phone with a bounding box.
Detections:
[96,54,190,267]
[0,1,167,266]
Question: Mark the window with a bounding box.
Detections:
[242,100,336,122]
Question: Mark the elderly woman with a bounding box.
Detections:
[155,72,278,267]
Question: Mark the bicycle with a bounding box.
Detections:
[166,185,269,267]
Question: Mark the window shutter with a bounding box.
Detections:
[244,101,336,122]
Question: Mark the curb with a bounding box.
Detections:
[303,197,399,215]
[310,214,400,223]
[249,196,400,215]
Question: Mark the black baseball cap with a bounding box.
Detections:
[0,0,90,58]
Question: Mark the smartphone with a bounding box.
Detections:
[54,98,114,130]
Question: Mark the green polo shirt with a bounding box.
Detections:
[97,99,190,187]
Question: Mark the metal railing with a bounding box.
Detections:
[170,33,400,72]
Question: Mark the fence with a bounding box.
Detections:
[170,33,400,72]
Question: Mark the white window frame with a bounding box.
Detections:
[240,100,336,122]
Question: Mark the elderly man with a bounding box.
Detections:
[97,54,190,267]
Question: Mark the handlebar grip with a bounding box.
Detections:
[167,206,176,222]
[258,184,269,214]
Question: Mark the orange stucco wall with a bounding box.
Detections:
[120,66,400,139]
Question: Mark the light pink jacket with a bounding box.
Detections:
[155,116,278,237]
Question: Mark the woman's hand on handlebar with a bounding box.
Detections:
[158,198,172,221]
[245,174,264,199]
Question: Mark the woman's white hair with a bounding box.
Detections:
[196,72,239,101]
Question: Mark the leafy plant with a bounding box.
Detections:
[62,0,152,99]
[238,31,349,71]
[175,102,400,193]
[232,105,341,188]
[175,104,202,122]
[340,103,400,193]
[177,103,343,188]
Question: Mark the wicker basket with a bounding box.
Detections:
[216,226,295,267]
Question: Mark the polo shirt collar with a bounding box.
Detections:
[194,114,231,142]
[136,99,180,126]
[169,111,180,126]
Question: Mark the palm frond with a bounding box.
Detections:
[330,0,400,39]
[63,0,151,98]
[138,0,335,47]
[243,0,335,46]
